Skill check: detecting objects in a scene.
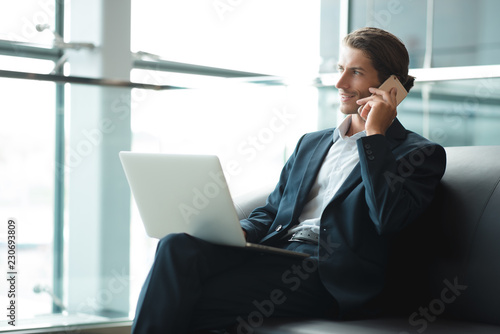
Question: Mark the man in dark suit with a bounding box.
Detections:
[132,27,446,334]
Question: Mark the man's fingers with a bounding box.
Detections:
[358,102,372,120]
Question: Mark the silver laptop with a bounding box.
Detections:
[119,152,308,258]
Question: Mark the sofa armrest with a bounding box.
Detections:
[233,186,272,220]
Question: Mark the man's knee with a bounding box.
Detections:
[158,232,190,248]
[158,233,192,252]
[156,233,207,260]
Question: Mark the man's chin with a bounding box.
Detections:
[339,107,366,123]
[339,106,358,116]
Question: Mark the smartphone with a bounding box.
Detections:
[378,74,407,106]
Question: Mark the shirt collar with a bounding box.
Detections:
[333,115,367,142]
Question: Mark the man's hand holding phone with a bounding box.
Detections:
[356,75,407,136]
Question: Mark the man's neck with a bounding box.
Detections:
[346,114,366,137]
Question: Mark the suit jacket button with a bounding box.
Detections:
[275,225,283,232]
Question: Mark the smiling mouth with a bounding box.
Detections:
[339,92,357,102]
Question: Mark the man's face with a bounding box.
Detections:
[336,46,381,115]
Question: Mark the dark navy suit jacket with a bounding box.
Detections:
[240,118,446,318]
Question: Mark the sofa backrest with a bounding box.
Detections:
[386,146,500,325]
[234,146,500,325]
[234,185,273,220]
[428,146,500,324]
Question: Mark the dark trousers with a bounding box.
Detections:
[131,233,337,334]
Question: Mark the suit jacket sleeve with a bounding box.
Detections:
[357,134,446,236]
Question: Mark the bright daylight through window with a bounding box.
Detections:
[0,0,500,332]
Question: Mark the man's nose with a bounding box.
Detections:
[335,72,349,90]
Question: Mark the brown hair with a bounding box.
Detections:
[343,27,415,92]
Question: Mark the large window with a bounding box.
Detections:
[348,0,500,68]
[0,0,56,46]
[0,0,60,326]
[1,0,500,332]
[131,0,321,77]
[0,77,56,317]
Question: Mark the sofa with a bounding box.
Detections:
[232,145,500,334]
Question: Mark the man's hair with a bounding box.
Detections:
[343,27,415,92]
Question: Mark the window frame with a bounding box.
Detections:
[0,0,500,332]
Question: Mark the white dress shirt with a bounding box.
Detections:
[289,116,366,236]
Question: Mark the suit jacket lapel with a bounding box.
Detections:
[327,118,407,204]
[290,130,333,220]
